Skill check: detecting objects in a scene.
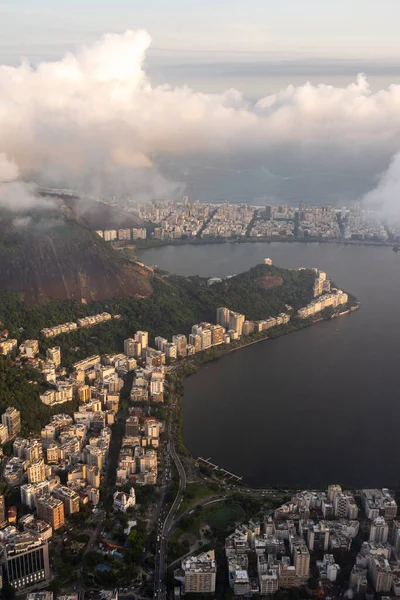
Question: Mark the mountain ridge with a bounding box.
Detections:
[0,211,153,303]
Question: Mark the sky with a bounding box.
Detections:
[1,0,400,63]
[2,0,400,210]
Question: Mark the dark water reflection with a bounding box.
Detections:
[138,242,400,486]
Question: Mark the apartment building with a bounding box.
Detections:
[46,347,61,368]
[135,331,148,350]
[124,338,136,357]
[36,496,65,530]
[154,336,168,351]
[150,372,164,399]
[0,424,8,444]
[20,482,51,510]
[2,407,21,438]
[181,550,217,594]
[72,355,101,372]
[86,464,101,488]
[293,543,310,582]
[200,329,212,350]
[19,340,39,358]
[369,517,389,544]
[164,342,177,360]
[210,325,225,345]
[361,489,397,520]
[0,533,50,591]
[188,333,202,352]
[229,312,245,336]
[27,460,47,484]
[52,486,80,515]
[369,555,393,592]
[307,522,330,552]
[216,307,230,328]
[172,334,187,357]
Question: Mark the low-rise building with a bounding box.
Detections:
[113,488,136,512]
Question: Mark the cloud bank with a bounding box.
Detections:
[1,29,400,210]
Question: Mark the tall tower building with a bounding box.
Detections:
[229,312,245,337]
[369,517,389,544]
[293,544,310,582]
[216,307,230,328]
[135,331,148,350]
[154,336,168,351]
[1,408,21,438]
[172,334,187,358]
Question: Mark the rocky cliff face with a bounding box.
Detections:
[0,213,152,303]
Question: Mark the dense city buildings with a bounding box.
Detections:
[222,485,400,596]
[116,197,394,245]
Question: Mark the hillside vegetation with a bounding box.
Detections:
[0,263,315,368]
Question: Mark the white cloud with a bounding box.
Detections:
[1,29,400,208]
[363,152,400,218]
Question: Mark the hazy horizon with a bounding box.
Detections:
[1,2,400,211]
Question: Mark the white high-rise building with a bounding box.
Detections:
[229,312,245,337]
[216,307,230,328]
[200,329,212,350]
[135,331,148,350]
[369,516,389,544]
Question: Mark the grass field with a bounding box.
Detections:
[177,482,223,516]
[203,502,245,531]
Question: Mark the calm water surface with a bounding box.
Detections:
[137,242,400,487]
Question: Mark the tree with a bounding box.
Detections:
[2,584,16,600]
[308,576,319,590]
[85,550,103,568]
